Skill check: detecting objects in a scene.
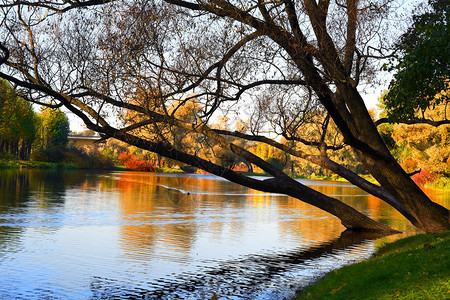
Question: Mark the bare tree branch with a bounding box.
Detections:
[0,42,9,66]
[375,117,450,127]
[212,127,418,226]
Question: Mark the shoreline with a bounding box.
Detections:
[1,160,449,190]
[295,231,450,299]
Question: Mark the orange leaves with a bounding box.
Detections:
[118,152,156,172]
[118,152,134,165]
[401,158,418,174]
[412,169,438,187]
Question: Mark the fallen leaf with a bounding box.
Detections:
[330,283,347,295]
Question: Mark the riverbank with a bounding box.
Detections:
[0,158,184,173]
[2,159,450,188]
[0,159,76,169]
[240,170,450,189]
[296,231,450,299]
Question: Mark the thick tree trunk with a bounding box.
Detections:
[19,140,26,160]
[284,50,449,232]
[337,86,450,233]
[359,152,449,232]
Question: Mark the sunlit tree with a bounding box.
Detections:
[0,79,38,158]
[39,108,70,150]
[383,0,449,122]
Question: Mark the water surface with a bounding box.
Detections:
[0,170,447,299]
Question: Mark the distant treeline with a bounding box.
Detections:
[0,79,70,160]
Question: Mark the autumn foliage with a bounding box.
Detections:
[118,152,156,172]
[401,158,418,174]
[412,169,438,187]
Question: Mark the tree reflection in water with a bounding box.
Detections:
[0,170,447,299]
[90,230,392,300]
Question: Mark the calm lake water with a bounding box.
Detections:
[0,170,448,299]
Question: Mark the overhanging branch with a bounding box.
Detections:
[97,128,397,232]
[375,117,450,127]
[212,127,418,226]
[0,0,114,12]
[224,79,307,101]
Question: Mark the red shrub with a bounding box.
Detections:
[412,169,437,186]
[118,152,156,172]
[124,158,156,172]
[118,152,134,164]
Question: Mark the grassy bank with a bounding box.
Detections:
[156,167,184,173]
[297,231,450,299]
[236,171,377,183]
[425,177,450,190]
[0,159,77,169]
[0,159,185,173]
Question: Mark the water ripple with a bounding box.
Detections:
[89,231,380,300]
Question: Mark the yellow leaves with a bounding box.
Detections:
[433,79,450,102]
[368,107,378,120]
[39,12,48,22]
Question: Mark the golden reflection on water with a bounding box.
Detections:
[277,197,344,243]
[1,169,448,299]
[7,169,438,260]
[117,175,197,257]
[109,172,450,259]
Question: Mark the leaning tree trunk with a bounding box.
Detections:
[106,129,397,233]
[336,85,450,233]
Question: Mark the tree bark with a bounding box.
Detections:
[335,85,450,232]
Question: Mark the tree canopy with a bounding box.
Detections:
[383,0,449,122]
[39,108,70,149]
[0,0,448,233]
[0,79,38,158]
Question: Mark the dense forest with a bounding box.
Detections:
[0,79,37,159]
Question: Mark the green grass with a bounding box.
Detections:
[0,159,56,169]
[298,231,450,300]
[156,167,184,173]
[0,159,79,169]
[425,177,450,190]
[112,166,184,173]
[113,165,129,171]
[0,160,21,168]
[18,160,59,169]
